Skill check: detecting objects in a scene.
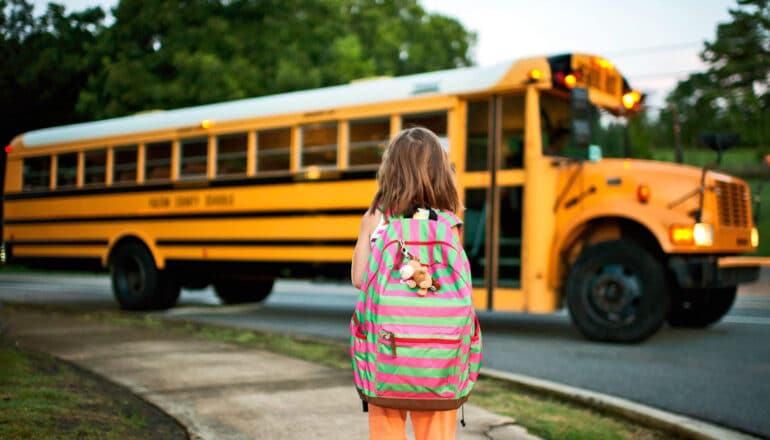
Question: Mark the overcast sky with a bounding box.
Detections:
[32,0,737,108]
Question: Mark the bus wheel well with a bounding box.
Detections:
[562,217,663,282]
[615,218,664,259]
[583,217,662,258]
[108,236,154,266]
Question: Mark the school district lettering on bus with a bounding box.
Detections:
[2,53,766,342]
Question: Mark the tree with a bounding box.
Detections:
[0,0,105,145]
[77,0,476,119]
[664,0,769,150]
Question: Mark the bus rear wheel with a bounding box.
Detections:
[110,242,180,310]
[565,240,669,343]
[667,286,737,327]
[214,279,275,304]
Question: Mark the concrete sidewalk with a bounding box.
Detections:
[3,310,539,440]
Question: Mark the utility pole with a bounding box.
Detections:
[670,103,684,163]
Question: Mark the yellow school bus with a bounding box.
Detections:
[2,53,766,342]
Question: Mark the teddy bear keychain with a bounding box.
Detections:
[397,240,441,296]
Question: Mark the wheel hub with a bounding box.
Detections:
[588,264,641,325]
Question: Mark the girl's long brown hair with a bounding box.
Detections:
[368,127,460,215]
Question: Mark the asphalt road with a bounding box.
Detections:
[0,271,768,438]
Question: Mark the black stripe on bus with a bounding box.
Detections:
[6,239,109,246]
[156,239,356,247]
[4,170,377,201]
[3,208,364,225]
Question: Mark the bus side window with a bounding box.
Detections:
[217,132,248,176]
[84,149,107,185]
[22,156,51,192]
[113,145,138,184]
[180,137,208,179]
[301,122,337,168]
[257,128,291,173]
[349,118,389,167]
[466,100,489,172]
[56,152,78,189]
[501,94,524,169]
[145,141,172,181]
[403,112,448,150]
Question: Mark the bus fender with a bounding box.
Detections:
[550,201,677,290]
[103,232,165,270]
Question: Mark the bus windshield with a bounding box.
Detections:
[540,90,627,160]
[541,91,584,159]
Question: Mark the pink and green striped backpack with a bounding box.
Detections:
[350,208,482,411]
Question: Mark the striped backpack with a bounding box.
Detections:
[350,208,482,411]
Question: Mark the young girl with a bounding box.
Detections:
[351,126,462,440]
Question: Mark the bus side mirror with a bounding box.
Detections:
[699,132,739,166]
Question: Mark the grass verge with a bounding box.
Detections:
[3,303,676,440]
[0,339,187,439]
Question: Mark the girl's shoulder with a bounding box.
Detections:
[368,210,387,243]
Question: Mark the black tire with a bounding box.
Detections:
[214,278,275,304]
[667,286,737,328]
[110,242,180,310]
[565,240,669,343]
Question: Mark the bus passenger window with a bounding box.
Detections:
[180,137,208,179]
[56,152,78,189]
[466,100,489,172]
[257,128,291,173]
[403,112,448,150]
[145,141,172,181]
[301,122,337,168]
[500,94,524,169]
[217,133,247,176]
[22,156,51,192]
[113,145,138,184]
[349,118,389,167]
[84,149,106,185]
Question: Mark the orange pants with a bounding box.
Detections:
[368,404,457,440]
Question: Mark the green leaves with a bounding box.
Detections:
[0,0,105,145]
[0,0,476,143]
[665,0,769,149]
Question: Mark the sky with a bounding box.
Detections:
[32,0,737,108]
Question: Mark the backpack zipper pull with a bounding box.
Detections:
[379,330,397,358]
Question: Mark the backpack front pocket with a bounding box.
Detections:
[374,330,463,399]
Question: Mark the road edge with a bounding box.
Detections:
[480,368,759,440]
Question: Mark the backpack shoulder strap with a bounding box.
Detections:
[434,210,463,230]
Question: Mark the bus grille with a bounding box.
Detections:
[714,181,750,227]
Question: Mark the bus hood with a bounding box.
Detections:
[579,157,751,224]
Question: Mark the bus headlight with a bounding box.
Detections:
[670,223,713,246]
[693,223,714,246]
[751,227,759,248]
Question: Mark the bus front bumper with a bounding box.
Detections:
[668,255,769,289]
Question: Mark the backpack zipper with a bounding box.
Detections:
[384,239,457,252]
[379,329,461,358]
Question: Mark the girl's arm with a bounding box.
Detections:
[351,211,381,289]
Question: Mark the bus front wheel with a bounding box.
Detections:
[214,279,275,304]
[565,240,669,343]
[667,286,737,327]
[110,242,180,310]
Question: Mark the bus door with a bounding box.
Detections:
[462,94,526,311]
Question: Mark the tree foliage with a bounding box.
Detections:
[0,0,105,144]
[664,0,769,150]
[76,0,476,119]
[1,0,475,143]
